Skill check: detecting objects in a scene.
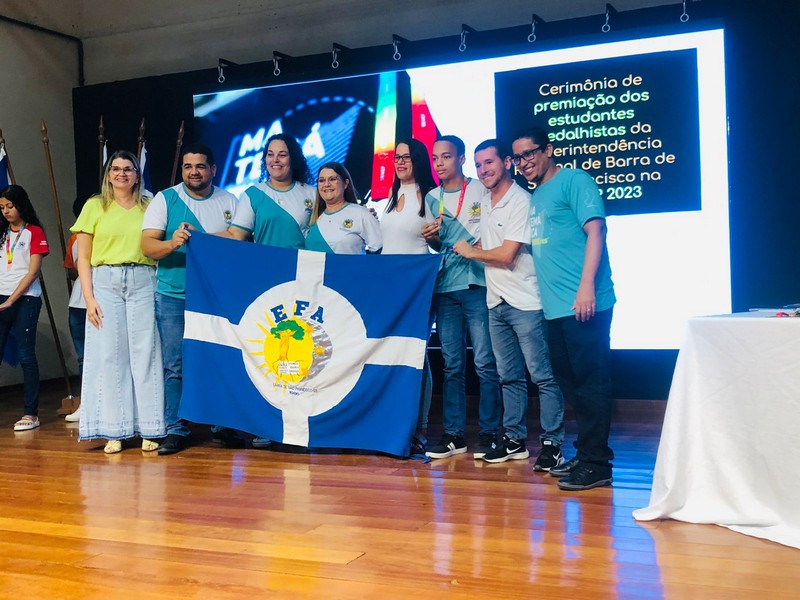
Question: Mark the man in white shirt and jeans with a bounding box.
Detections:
[454,139,565,470]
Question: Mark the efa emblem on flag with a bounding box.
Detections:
[235,275,368,421]
[248,299,331,387]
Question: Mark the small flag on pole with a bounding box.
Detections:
[0,144,10,189]
[139,141,153,198]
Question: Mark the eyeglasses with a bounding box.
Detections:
[511,147,546,165]
[317,176,341,185]
[109,166,138,175]
[394,154,412,164]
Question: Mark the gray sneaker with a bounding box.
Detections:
[557,462,613,491]
[549,456,580,478]
[251,437,273,449]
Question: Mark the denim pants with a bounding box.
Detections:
[68,306,86,373]
[435,286,501,438]
[79,265,165,441]
[488,302,565,444]
[155,292,190,437]
[0,295,42,416]
[547,308,614,465]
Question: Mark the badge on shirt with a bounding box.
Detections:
[469,202,481,223]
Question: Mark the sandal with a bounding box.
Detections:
[13,416,40,431]
[141,439,159,452]
[104,440,122,454]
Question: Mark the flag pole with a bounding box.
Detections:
[38,120,76,411]
[98,115,105,188]
[137,118,145,161]
[170,120,185,186]
[40,121,68,261]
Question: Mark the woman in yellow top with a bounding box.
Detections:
[72,150,165,454]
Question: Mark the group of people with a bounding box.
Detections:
[1,124,615,491]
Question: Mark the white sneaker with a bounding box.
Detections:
[65,407,81,422]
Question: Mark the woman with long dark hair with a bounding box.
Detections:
[380,139,438,453]
[382,138,437,251]
[72,150,165,453]
[305,162,382,254]
[0,185,49,431]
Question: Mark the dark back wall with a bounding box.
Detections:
[72,0,800,399]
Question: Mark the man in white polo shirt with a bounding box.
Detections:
[453,139,565,469]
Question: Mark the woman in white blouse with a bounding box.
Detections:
[380,139,437,455]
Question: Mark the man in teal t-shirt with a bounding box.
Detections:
[142,143,238,455]
[512,126,616,491]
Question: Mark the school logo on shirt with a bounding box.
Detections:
[304,198,314,214]
[469,202,481,223]
[223,210,233,226]
[342,219,354,229]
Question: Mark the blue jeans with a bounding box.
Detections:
[155,293,190,437]
[435,286,501,438]
[68,306,86,373]
[79,265,165,440]
[547,308,614,465]
[488,302,564,443]
[0,295,42,416]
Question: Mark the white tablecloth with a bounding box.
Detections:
[633,312,800,548]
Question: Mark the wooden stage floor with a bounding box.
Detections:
[1,385,798,599]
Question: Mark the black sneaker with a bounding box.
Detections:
[533,440,564,472]
[410,435,427,455]
[549,456,579,478]
[211,428,247,448]
[557,462,612,491]
[425,434,467,459]
[482,436,529,463]
[473,433,497,459]
[157,434,186,456]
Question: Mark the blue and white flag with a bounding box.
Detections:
[0,144,10,189]
[139,142,153,198]
[180,234,440,456]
